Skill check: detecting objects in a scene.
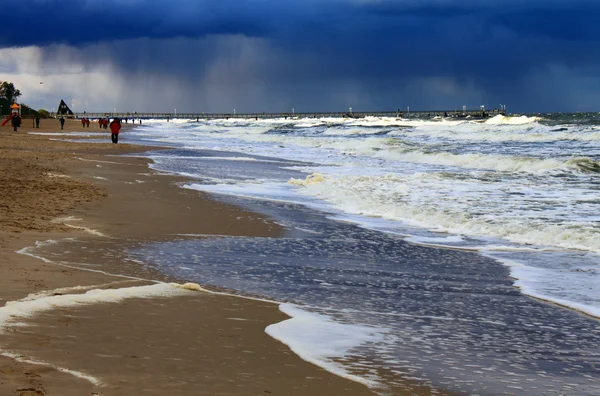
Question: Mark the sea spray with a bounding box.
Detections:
[288,173,327,186]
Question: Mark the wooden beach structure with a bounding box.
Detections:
[68,107,506,120]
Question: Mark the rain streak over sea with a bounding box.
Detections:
[111,114,599,394]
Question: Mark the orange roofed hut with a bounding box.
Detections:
[10,103,20,115]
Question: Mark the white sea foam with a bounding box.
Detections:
[484,115,539,125]
[288,173,328,186]
[1,283,193,319]
[0,351,103,386]
[483,253,600,319]
[152,154,283,163]
[45,172,70,178]
[152,121,596,174]
[406,235,466,244]
[295,120,326,128]
[373,149,573,174]
[77,157,122,164]
[265,303,385,388]
[52,217,106,237]
[0,283,198,386]
[194,156,274,162]
[16,280,138,302]
[322,126,394,136]
[393,122,600,143]
[183,182,331,211]
[131,116,600,326]
[292,173,600,253]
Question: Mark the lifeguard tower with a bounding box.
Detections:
[10,103,20,115]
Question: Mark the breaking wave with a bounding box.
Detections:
[293,174,600,253]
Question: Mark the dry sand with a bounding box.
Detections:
[0,119,377,395]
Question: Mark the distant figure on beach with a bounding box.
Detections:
[11,114,21,132]
[98,118,103,128]
[86,118,90,127]
[110,117,121,143]
[35,116,40,128]
[81,117,87,128]
[59,117,65,130]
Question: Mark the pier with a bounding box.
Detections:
[66,108,506,120]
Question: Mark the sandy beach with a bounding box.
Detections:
[0,119,378,395]
[3,117,598,396]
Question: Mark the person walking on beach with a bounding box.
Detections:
[11,114,20,132]
[86,118,90,127]
[59,117,65,130]
[35,116,40,128]
[110,117,121,143]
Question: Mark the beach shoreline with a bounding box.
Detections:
[0,120,382,395]
[3,117,597,395]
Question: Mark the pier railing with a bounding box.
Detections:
[65,109,506,120]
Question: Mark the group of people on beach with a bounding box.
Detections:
[5,113,121,143]
[95,117,121,143]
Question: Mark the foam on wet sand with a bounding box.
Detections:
[0,121,378,395]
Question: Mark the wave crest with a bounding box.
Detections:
[567,157,600,173]
[484,115,540,125]
[289,173,328,186]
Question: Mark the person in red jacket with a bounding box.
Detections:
[110,117,121,143]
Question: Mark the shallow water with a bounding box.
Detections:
[128,198,600,395]
[37,114,600,393]
[124,114,600,319]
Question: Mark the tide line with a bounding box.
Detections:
[0,351,103,387]
[0,282,202,388]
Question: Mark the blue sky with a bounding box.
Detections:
[1,0,599,113]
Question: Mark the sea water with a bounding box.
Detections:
[118,114,600,394]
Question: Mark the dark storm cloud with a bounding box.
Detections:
[5,1,600,112]
[5,0,600,47]
[4,0,269,47]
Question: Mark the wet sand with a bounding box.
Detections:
[2,118,596,395]
[0,119,378,395]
